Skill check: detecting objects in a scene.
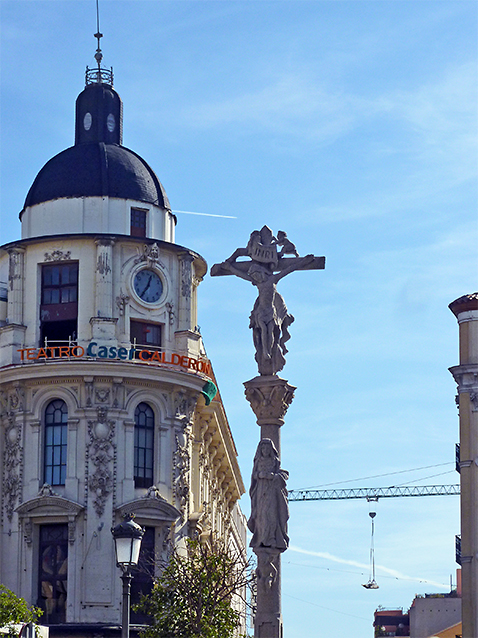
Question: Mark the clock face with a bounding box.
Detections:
[133,270,163,304]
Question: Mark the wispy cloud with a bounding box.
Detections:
[180,73,356,142]
[288,545,448,589]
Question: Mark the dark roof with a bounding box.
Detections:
[449,292,478,317]
[21,142,170,216]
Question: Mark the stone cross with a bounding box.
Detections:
[212,227,325,638]
[211,225,325,377]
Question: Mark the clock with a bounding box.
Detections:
[133,269,163,304]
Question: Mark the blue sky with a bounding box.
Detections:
[1,1,477,636]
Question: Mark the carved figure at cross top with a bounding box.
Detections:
[211,226,325,376]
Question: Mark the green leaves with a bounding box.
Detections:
[0,584,42,636]
[134,538,251,638]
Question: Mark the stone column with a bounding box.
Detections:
[91,239,117,342]
[178,253,194,331]
[244,375,295,638]
[7,247,25,325]
[449,293,478,638]
[94,238,114,318]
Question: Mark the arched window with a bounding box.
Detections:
[134,403,154,488]
[44,399,68,486]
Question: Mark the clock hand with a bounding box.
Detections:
[140,275,152,297]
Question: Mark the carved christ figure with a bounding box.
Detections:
[248,438,289,551]
[221,253,314,376]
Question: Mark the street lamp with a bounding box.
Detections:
[111,514,145,638]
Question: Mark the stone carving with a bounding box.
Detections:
[95,389,110,404]
[211,226,324,376]
[18,490,83,545]
[173,429,190,517]
[470,391,478,412]
[96,252,111,275]
[44,250,71,262]
[173,391,197,424]
[256,547,280,590]
[9,386,25,411]
[143,485,167,502]
[248,439,289,552]
[116,291,130,316]
[166,301,175,325]
[23,520,33,545]
[180,255,194,299]
[3,415,23,521]
[38,483,59,497]
[134,243,164,268]
[85,379,94,407]
[244,379,295,426]
[112,380,123,409]
[9,251,23,288]
[0,390,7,416]
[86,407,116,517]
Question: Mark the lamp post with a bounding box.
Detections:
[111,514,145,638]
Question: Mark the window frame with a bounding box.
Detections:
[37,523,68,624]
[134,402,155,489]
[43,399,68,486]
[131,208,148,237]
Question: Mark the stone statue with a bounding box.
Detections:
[248,438,289,551]
[211,226,323,376]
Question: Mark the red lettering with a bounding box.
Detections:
[139,349,151,361]
[48,347,57,358]
[26,348,37,360]
[58,346,70,358]
[17,348,27,361]
[71,346,85,358]
[171,354,181,365]
[180,356,188,368]
[198,360,212,376]
[151,351,162,362]
[188,358,197,370]
[37,348,48,359]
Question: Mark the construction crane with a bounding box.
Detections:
[288,484,460,501]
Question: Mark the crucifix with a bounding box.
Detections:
[211,225,325,376]
[212,226,325,638]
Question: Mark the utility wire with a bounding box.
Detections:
[294,462,453,491]
[396,470,455,487]
[283,592,370,621]
[284,561,449,586]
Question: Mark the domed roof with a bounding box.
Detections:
[21,142,170,215]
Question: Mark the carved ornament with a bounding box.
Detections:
[44,250,71,262]
[244,377,295,426]
[86,407,116,517]
[3,414,23,521]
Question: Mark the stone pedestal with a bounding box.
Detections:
[244,375,295,638]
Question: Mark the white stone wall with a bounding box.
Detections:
[21,197,175,244]
[0,224,246,628]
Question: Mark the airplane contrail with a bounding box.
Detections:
[288,545,448,589]
[172,209,237,219]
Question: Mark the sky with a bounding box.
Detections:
[0,1,477,636]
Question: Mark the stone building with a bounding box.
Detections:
[449,292,478,638]
[0,53,246,636]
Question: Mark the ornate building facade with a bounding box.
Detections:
[0,55,246,636]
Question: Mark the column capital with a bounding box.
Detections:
[244,376,295,427]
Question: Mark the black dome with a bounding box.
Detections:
[21,142,170,215]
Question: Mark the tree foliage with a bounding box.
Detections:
[134,538,251,638]
[0,585,42,633]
